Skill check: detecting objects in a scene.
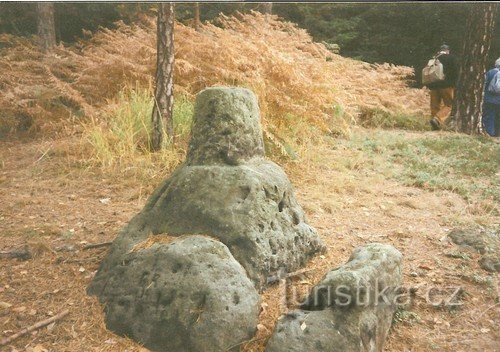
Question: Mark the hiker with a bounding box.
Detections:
[422,44,458,130]
[482,58,500,137]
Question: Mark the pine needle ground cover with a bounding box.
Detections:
[1,11,498,352]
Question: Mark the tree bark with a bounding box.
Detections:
[261,3,273,15]
[36,3,56,53]
[151,3,175,151]
[194,3,201,32]
[451,3,497,134]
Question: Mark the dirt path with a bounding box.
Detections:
[1,133,498,352]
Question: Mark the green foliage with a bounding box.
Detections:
[358,108,430,131]
[393,307,421,325]
[2,2,498,73]
[85,88,153,166]
[173,96,194,139]
[274,3,500,83]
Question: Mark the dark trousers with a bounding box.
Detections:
[482,102,500,137]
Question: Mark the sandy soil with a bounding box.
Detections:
[1,133,498,352]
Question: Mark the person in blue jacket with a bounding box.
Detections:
[482,58,500,137]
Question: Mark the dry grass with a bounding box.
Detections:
[0,12,428,146]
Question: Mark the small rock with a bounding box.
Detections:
[99,198,111,204]
[266,243,403,352]
[479,254,500,273]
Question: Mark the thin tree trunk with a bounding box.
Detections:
[36,3,56,53]
[194,3,201,32]
[151,3,175,151]
[451,3,497,134]
[261,3,273,15]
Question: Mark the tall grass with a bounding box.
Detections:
[82,86,194,174]
[358,107,431,131]
[85,88,152,166]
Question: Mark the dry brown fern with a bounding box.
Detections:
[0,12,428,138]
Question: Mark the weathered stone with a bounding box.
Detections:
[266,243,403,352]
[89,87,324,291]
[88,87,324,350]
[186,87,265,166]
[448,228,496,254]
[95,236,260,352]
[479,253,500,272]
[449,228,499,272]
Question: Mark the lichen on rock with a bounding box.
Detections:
[266,243,403,352]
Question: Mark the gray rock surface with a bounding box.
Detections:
[266,243,403,352]
[479,253,500,273]
[88,87,324,350]
[449,228,499,272]
[89,87,324,292]
[186,87,265,166]
[96,235,260,352]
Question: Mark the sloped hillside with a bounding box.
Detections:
[0,12,428,137]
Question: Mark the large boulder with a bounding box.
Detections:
[266,243,403,352]
[96,235,260,352]
[88,87,324,351]
[89,87,324,292]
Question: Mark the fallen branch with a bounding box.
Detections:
[82,241,112,250]
[0,245,32,261]
[0,309,69,346]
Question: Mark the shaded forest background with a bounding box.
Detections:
[2,2,499,86]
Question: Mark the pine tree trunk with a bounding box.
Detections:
[151,3,175,151]
[194,3,201,32]
[261,3,273,15]
[451,3,497,134]
[36,3,56,53]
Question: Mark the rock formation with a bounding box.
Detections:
[266,243,403,352]
[87,87,325,351]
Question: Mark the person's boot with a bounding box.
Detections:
[430,117,441,131]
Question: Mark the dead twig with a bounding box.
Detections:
[0,245,32,261]
[55,256,102,264]
[0,309,69,346]
[82,241,112,250]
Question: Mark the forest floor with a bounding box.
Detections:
[0,127,498,352]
